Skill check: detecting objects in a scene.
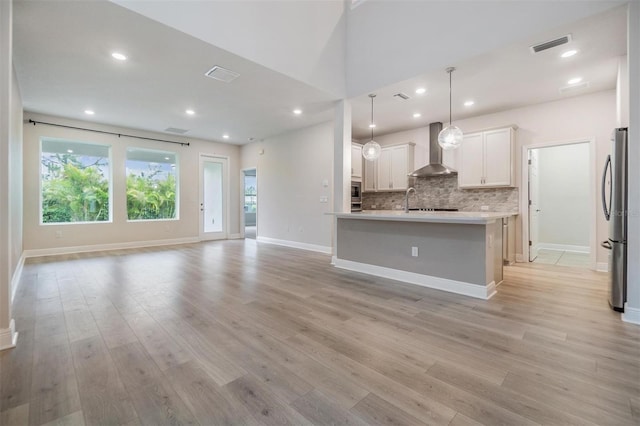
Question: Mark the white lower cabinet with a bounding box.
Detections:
[364,143,414,192]
[459,127,515,188]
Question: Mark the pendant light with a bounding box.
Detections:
[362,94,381,161]
[438,67,463,150]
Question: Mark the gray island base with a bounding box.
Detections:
[331,211,510,299]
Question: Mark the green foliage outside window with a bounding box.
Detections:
[244,185,257,213]
[126,166,176,220]
[41,152,110,223]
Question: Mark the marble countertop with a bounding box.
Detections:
[330,210,516,224]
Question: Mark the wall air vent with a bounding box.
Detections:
[394,92,410,100]
[559,81,589,94]
[530,34,572,53]
[165,127,189,134]
[205,66,240,83]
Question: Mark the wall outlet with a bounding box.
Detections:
[411,246,419,257]
[480,205,489,211]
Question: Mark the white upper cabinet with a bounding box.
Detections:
[351,143,362,180]
[364,142,414,192]
[459,127,515,188]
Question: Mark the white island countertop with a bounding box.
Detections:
[331,210,515,225]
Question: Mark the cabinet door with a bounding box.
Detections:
[459,132,484,187]
[390,145,409,190]
[364,158,376,191]
[483,128,512,186]
[376,148,392,190]
[351,145,362,179]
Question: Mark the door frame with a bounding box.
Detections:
[199,153,230,241]
[240,167,258,239]
[520,138,597,269]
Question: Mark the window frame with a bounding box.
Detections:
[39,137,113,226]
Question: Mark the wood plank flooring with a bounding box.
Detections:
[1,239,639,425]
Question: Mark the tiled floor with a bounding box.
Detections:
[533,249,591,268]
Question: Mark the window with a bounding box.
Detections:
[126,148,178,220]
[244,175,256,213]
[41,138,111,224]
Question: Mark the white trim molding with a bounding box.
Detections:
[10,253,26,304]
[228,233,243,240]
[256,236,332,254]
[0,319,18,351]
[537,243,590,253]
[596,262,609,273]
[622,303,640,325]
[332,257,496,300]
[515,254,525,263]
[23,237,200,258]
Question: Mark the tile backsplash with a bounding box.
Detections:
[362,175,519,212]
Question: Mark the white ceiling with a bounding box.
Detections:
[13,1,628,145]
[13,0,339,145]
[350,5,627,140]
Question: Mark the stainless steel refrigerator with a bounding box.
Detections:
[601,127,628,312]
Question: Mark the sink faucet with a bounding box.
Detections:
[404,187,416,213]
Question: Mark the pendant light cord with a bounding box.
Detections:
[448,69,452,126]
[370,94,375,141]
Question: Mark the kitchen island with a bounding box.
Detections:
[331,211,512,299]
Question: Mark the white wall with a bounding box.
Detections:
[10,68,23,293]
[346,0,626,97]
[113,0,347,97]
[241,121,334,251]
[22,113,241,253]
[364,90,615,264]
[536,143,590,250]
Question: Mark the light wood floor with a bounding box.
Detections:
[1,239,639,425]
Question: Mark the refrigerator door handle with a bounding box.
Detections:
[601,240,612,250]
[601,155,611,221]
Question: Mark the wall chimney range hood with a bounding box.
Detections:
[409,122,457,177]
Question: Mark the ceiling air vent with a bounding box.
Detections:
[559,81,589,94]
[530,34,572,53]
[394,92,410,100]
[165,127,189,134]
[205,66,240,83]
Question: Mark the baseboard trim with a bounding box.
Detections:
[0,319,18,351]
[10,253,26,304]
[332,257,495,300]
[596,262,609,272]
[228,233,243,240]
[515,254,525,263]
[256,236,332,255]
[23,237,200,258]
[622,303,640,325]
[537,243,590,253]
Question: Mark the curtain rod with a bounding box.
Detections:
[28,119,190,147]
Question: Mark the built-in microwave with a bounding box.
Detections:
[351,181,362,212]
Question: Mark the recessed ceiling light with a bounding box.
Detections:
[415,87,426,95]
[223,134,230,139]
[293,109,302,115]
[369,123,376,128]
[84,110,94,115]
[413,113,421,118]
[561,49,578,58]
[464,100,475,107]
[185,109,195,115]
[568,77,583,85]
[164,157,170,160]
[67,149,73,153]
[111,52,127,61]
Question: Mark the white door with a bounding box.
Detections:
[390,145,409,190]
[528,149,540,261]
[363,158,376,192]
[351,144,362,179]
[200,155,228,241]
[377,148,392,190]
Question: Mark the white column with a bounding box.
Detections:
[623,0,640,325]
[0,0,17,350]
[333,99,352,213]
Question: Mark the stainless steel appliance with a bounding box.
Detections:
[409,122,457,177]
[351,181,362,212]
[601,127,628,312]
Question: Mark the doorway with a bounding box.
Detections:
[242,168,257,239]
[199,155,229,241]
[524,141,595,268]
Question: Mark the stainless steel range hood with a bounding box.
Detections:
[409,122,457,177]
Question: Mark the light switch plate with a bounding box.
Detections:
[411,246,419,257]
